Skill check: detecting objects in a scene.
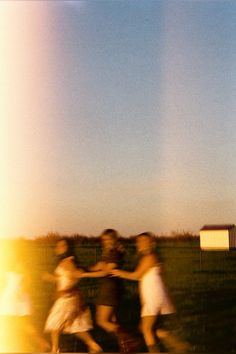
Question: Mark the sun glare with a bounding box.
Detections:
[0,2,52,349]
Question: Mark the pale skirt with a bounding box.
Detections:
[45,294,93,333]
[139,266,175,317]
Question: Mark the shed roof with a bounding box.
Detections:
[200,224,235,231]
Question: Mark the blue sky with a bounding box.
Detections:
[1,0,236,237]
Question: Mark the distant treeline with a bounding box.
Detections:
[1,231,199,244]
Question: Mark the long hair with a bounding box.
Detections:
[100,228,124,256]
[56,238,81,267]
[136,231,156,248]
[134,232,159,264]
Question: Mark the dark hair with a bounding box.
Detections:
[136,231,155,239]
[135,231,163,262]
[100,228,119,241]
[100,228,124,255]
[135,231,156,255]
[56,238,81,267]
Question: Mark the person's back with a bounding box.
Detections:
[55,258,79,292]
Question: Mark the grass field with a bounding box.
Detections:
[2,237,236,352]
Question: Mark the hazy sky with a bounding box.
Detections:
[1,0,236,238]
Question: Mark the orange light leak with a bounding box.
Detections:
[0,1,55,239]
[0,1,53,350]
[0,241,25,351]
[0,239,49,352]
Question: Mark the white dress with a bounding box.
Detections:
[139,266,175,317]
[0,271,32,316]
[44,261,92,333]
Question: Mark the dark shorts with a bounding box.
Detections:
[97,277,123,307]
[155,313,177,331]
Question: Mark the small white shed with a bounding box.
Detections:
[200,224,236,250]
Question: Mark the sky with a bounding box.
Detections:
[0,0,236,238]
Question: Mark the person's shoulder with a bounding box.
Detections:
[141,252,157,264]
[60,256,75,268]
[150,251,159,263]
[63,256,74,262]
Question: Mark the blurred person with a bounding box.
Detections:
[111,232,189,353]
[42,238,102,353]
[75,229,139,352]
[0,245,49,352]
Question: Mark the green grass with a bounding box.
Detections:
[2,237,236,352]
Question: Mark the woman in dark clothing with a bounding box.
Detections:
[96,233,123,312]
[76,229,123,333]
[75,229,139,352]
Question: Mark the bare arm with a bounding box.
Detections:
[111,254,158,281]
[42,257,81,283]
[73,261,104,278]
[42,271,57,283]
[89,261,104,271]
[76,262,117,278]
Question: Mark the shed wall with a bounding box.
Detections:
[229,227,236,249]
[200,230,229,250]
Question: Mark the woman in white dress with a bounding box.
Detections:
[0,249,49,351]
[43,238,102,353]
[111,232,189,353]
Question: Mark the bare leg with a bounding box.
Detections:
[50,330,60,353]
[96,305,140,353]
[156,328,190,353]
[75,331,102,353]
[141,316,160,352]
[96,305,118,333]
